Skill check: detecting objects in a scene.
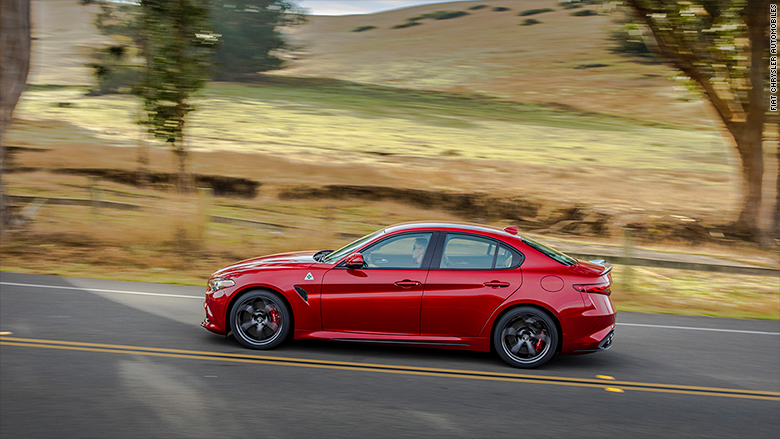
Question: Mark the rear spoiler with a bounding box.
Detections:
[589,259,613,276]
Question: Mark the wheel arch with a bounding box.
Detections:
[489,303,563,354]
[226,285,295,341]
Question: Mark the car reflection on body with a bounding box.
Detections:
[202,222,615,368]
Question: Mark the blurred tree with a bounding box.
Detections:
[135,0,219,193]
[0,0,31,232]
[210,1,306,81]
[625,0,773,241]
[84,1,145,96]
[85,1,305,86]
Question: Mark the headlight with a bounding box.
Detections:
[208,277,235,291]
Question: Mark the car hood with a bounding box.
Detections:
[212,251,318,277]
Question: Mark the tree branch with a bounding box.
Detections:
[624,0,740,130]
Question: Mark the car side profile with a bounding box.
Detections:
[202,222,615,368]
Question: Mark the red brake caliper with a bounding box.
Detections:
[535,331,545,351]
[269,308,280,326]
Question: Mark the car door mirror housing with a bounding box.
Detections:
[344,253,365,269]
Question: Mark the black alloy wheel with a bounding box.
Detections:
[493,306,558,368]
[229,290,291,349]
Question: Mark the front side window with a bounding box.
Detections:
[362,233,433,269]
[322,228,385,264]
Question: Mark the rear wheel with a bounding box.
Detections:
[493,307,558,368]
[229,290,290,349]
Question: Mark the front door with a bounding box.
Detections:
[321,232,435,335]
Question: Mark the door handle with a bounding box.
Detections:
[484,280,510,288]
[394,280,421,288]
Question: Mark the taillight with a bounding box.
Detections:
[574,283,612,296]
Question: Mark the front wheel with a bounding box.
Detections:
[493,307,558,368]
[229,290,290,349]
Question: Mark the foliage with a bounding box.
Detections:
[134,0,219,191]
[623,0,771,240]
[518,8,554,16]
[351,25,377,32]
[570,9,599,16]
[209,1,306,81]
[609,21,654,57]
[562,3,583,9]
[408,11,469,21]
[86,45,139,95]
[521,19,542,26]
[391,21,422,29]
[492,7,511,12]
[85,2,144,95]
[468,5,487,10]
[393,9,470,29]
[86,1,304,85]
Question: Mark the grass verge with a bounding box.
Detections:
[2,176,777,320]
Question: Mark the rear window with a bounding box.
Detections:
[521,237,577,266]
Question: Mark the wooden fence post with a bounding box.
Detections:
[198,187,213,242]
[89,176,101,219]
[623,227,635,291]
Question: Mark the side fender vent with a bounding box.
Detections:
[294,286,308,302]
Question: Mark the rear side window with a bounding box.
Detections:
[521,237,577,266]
[495,245,521,269]
[438,234,523,270]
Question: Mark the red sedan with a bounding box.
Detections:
[202,222,615,368]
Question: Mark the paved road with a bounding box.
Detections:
[1,272,778,438]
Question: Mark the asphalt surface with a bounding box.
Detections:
[1,272,778,438]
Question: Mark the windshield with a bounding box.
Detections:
[321,228,386,264]
[521,237,577,266]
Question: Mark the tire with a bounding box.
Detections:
[229,290,291,349]
[493,306,558,368]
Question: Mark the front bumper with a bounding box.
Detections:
[202,296,228,335]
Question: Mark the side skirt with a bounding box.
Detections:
[295,330,491,352]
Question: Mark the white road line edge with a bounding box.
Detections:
[616,323,779,336]
[0,282,202,300]
[2,282,779,335]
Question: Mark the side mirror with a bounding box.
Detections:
[344,253,365,269]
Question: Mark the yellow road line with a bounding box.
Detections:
[1,336,778,401]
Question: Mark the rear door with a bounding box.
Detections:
[321,232,436,335]
[421,233,524,337]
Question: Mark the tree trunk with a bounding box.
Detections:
[0,0,32,233]
[775,122,780,241]
[735,0,769,241]
[174,144,192,194]
[626,0,769,242]
[732,125,764,239]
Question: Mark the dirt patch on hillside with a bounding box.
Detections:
[50,168,261,198]
[279,184,739,245]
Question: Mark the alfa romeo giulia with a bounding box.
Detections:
[202,222,615,368]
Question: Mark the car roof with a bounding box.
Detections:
[383,222,522,240]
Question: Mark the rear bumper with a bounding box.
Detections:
[598,328,615,351]
[568,323,615,354]
[562,292,617,355]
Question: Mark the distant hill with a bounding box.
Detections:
[28,0,711,126]
[275,0,710,126]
